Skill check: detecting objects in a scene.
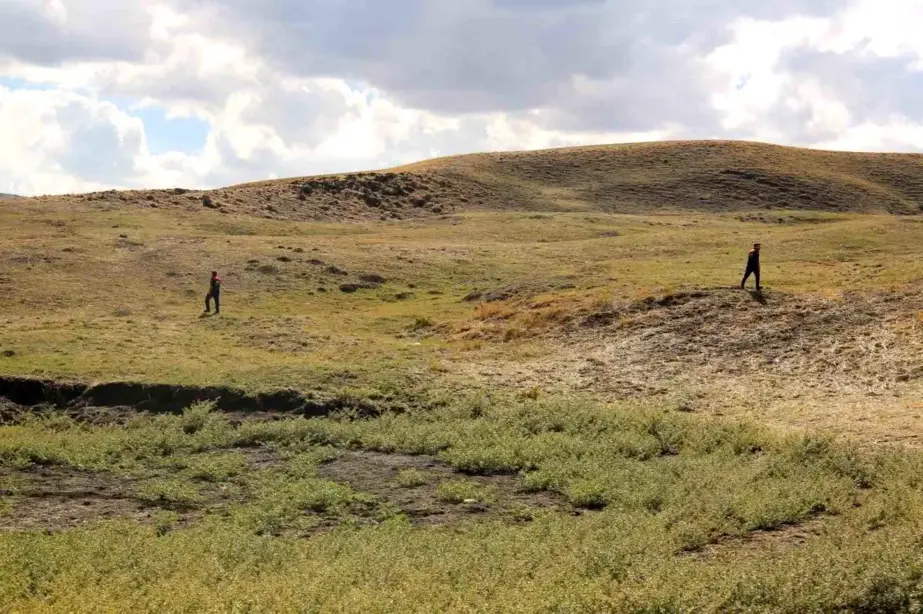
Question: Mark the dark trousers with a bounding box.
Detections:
[206,291,220,313]
[741,266,760,290]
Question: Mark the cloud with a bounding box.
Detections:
[0,0,151,65]
[705,1,923,150]
[781,49,923,123]
[0,84,146,194]
[180,0,845,123]
[2,0,923,194]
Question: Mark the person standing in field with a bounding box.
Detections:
[205,271,221,314]
[740,243,761,291]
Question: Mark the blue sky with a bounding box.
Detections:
[0,79,208,155]
[1,0,922,195]
[119,105,209,155]
[1,77,56,91]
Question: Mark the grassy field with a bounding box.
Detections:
[4,141,923,611]
[3,197,923,433]
[3,199,923,388]
[5,397,923,612]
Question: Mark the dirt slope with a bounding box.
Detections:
[451,283,923,444]
[576,286,923,392]
[462,283,923,395]
[26,140,923,220]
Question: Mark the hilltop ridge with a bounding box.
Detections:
[26,140,923,220]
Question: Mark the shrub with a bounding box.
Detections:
[395,469,429,488]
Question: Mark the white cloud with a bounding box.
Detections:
[2,0,923,194]
[0,84,138,194]
[707,0,923,150]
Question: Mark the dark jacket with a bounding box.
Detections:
[209,276,221,294]
[746,250,760,271]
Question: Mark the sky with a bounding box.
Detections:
[1,0,922,195]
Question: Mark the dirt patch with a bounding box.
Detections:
[359,273,386,285]
[473,285,923,396]
[317,451,567,526]
[464,277,578,303]
[1,449,568,533]
[0,449,288,532]
[451,284,923,443]
[0,467,198,532]
[579,286,923,391]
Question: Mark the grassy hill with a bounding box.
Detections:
[28,140,923,221]
[397,140,923,215]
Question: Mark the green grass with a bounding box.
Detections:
[3,396,923,610]
[179,451,248,482]
[136,479,206,508]
[395,469,429,488]
[435,480,495,505]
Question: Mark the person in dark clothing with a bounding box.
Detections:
[205,271,221,314]
[740,243,761,291]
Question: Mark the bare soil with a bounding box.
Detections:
[0,438,566,533]
[454,285,923,443]
[318,450,566,527]
[0,467,199,532]
[577,286,923,392]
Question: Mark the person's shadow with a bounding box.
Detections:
[199,312,217,319]
[748,289,767,305]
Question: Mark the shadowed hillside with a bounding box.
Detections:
[394,140,923,215]
[24,140,923,220]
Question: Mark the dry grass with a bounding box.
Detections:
[395,139,923,215]
[23,140,923,222]
[4,196,923,438]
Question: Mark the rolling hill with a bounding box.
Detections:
[27,140,923,220]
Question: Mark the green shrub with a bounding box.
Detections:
[436,480,495,505]
[395,469,429,488]
[136,479,204,508]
